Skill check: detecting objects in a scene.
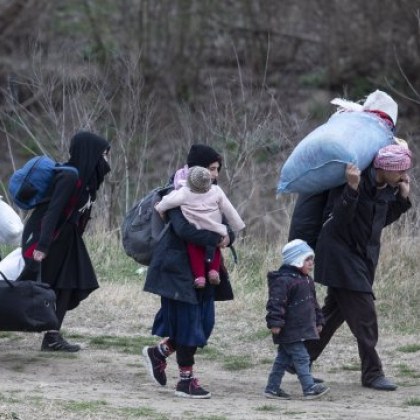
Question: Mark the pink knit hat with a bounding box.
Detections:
[373,144,412,171]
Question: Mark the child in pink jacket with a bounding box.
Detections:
[155,166,245,288]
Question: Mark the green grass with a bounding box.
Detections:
[86,234,141,283]
[255,404,277,412]
[341,364,360,371]
[397,344,420,353]
[404,398,420,406]
[199,345,221,361]
[116,406,168,419]
[222,355,253,371]
[396,363,420,378]
[0,412,20,420]
[0,392,21,404]
[244,327,271,342]
[63,399,107,412]
[38,352,78,360]
[89,334,154,354]
[0,331,17,339]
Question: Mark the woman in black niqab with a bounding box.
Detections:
[19,131,111,352]
[68,131,111,203]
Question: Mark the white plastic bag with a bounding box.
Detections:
[0,247,25,281]
[0,196,23,246]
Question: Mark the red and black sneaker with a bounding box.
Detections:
[175,377,211,399]
[142,346,167,386]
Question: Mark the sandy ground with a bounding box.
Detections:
[0,282,419,420]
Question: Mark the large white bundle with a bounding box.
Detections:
[277,111,394,194]
[0,247,25,281]
[0,197,23,245]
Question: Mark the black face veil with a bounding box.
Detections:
[67,131,110,202]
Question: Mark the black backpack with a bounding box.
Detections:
[121,186,172,266]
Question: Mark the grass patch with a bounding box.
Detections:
[86,234,141,283]
[222,355,253,371]
[38,352,78,360]
[0,332,17,339]
[404,398,420,406]
[397,344,420,353]
[342,364,360,371]
[89,334,153,354]
[199,346,221,361]
[244,328,271,342]
[255,404,277,412]
[396,363,420,378]
[0,393,21,404]
[63,399,107,412]
[0,412,20,420]
[116,406,168,419]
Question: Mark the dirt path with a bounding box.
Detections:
[0,283,419,420]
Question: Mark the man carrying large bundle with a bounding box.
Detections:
[291,143,412,391]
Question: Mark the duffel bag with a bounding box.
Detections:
[0,271,59,332]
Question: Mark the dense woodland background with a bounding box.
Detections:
[0,0,419,239]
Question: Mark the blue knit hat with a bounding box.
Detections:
[282,239,314,268]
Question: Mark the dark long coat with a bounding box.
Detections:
[21,170,98,310]
[19,132,110,311]
[314,166,411,293]
[144,207,234,304]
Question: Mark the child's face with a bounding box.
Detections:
[299,256,314,275]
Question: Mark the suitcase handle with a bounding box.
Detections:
[0,271,15,288]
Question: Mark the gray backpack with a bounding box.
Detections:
[121,186,172,266]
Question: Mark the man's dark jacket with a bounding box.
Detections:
[266,265,324,344]
[314,166,411,293]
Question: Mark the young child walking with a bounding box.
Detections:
[264,239,330,400]
[155,165,245,288]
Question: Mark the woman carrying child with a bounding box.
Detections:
[143,144,238,399]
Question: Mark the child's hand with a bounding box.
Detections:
[271,327,281,335]
[317,325,323,334]
[218,235,230,248]
[154,202,165,220]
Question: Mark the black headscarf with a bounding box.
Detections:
[187,144,222,170]
[67,131,110,202]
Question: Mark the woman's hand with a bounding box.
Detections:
[271,327,281,335]
[33,250,46,262]
[398,174,410,198]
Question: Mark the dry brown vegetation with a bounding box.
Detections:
[0,1,420,239]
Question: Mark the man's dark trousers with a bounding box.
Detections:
[305,286,384,385]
